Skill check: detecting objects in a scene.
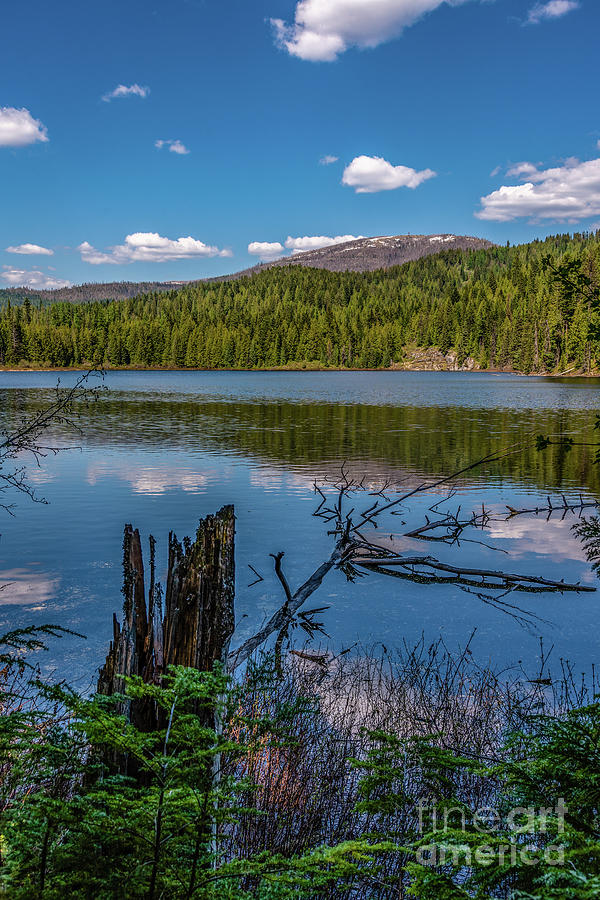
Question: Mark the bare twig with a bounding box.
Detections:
[247,565,264,588]
[228,537,351,671]
[353,438,553,530]
[0,369,104,511]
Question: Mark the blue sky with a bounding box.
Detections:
[1,0,598,288]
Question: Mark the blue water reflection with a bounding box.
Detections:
[0,370,599,683]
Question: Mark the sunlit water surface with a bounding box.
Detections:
[1,370,599,686]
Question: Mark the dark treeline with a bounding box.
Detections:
[1,232,599,371]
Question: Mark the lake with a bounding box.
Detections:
[1,369,599,687]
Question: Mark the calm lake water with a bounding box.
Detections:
[1,370,600,686]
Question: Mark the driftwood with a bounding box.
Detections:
[304,465,600,632]
[505,495,600,519]
[227,538,350,671]
[352,441,537,531]
[352,553,596,593]
[98,505,235,736]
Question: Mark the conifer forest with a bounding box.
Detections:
[1,232,599,373]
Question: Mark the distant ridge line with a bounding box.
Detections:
[0,233,495,304]
[219,233,495,280]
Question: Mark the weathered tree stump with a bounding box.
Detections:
[163,507,235,672]
[98,505,235,740]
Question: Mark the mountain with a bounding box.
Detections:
[228,234,496,278]
[0,234,494,305]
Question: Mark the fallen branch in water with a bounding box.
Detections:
[404,495,600,544]
[228,537,352,671]
[505,494,600,519]
[352,552,595,593]
[234,440,600,667]
[353,439,543,531]
[459,586,552,630]
[247,564,264,587]
[404,508,490,542]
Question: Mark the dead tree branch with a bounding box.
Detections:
[0,369,104,512]
[353,438,557,531]
[228,537,352,671]
[271,552,293,676]
[233,438,600,670]
[352,552,595,593]
[505,495,600,519]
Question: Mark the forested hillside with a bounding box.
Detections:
[0,279,185,306]
[1,232,598,372]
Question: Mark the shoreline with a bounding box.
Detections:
[1,365,599,378]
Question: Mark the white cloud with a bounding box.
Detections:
[87,461,210,495]
[0,107,48,147]
[505,161,540,178]
[102,83,150,102]
[1,267,71,289]
[5,243,53,256]
[0,569,59,607]
[319,154,339,165]
[526,1,579,25]
[248,241,285,261]
[248,234,366,259]
[155,139,190,155]
[271,0,477,62]
[476,155,600,223]
[285,234,364,253]
[486,513,587,563]
[79,232,232,264]
[342,155,436,193]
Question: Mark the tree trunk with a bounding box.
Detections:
[163,506,236,671]
[97,505,235,750]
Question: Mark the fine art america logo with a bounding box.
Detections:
[415,798,568,868]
